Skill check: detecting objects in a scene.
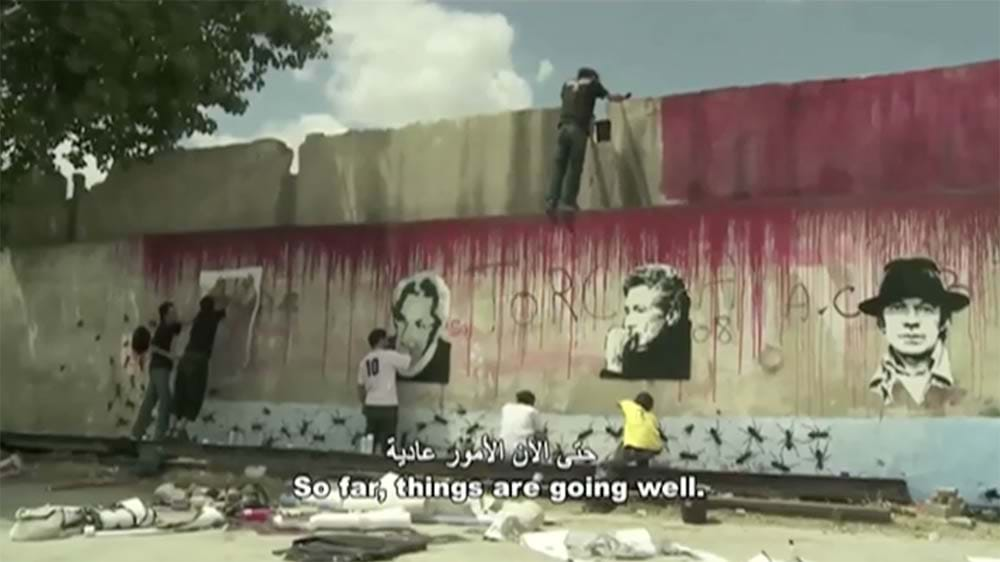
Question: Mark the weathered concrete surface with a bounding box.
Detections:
[0,245,146,436]
[74,140,294,242]
[2,194,998,502]
[0,172,70,247]
[5,61,996,245]
[1,470,998,562]
[294,99,664,226]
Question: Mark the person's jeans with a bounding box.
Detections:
[545,123,588,210]
[131,366,173,441]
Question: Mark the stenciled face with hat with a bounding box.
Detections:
[859,258,970,358]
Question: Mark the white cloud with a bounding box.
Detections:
[53,0,534,187]
[536,59,554,83]
[321,0,533,129]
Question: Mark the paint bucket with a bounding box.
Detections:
[680,500,707,524]
[594,119,612,142]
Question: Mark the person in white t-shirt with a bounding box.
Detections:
[357,328,414,455]
[499,390,545,456]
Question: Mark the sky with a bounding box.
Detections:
[59,0,1000,189]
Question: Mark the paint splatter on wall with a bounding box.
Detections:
[139,193,1000,416]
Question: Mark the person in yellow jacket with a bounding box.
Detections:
[585,392,663,513]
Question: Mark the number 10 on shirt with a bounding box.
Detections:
[365,358,380,377]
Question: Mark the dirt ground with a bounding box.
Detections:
[0,460,998,562]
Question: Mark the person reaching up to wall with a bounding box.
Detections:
[585,391,663,513]
[172,294,229,439]
[131,301,183,442]
[545,67,630,216]
[499,390,545,456]
[357,328,414,456]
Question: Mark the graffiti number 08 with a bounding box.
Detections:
[692,315,734,345]
[365,359,380,377]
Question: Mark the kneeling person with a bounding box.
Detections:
[587,391,662,512]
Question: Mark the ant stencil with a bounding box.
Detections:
[604,417,623,440]
[733,447,756,468]
[573,424,596,449]
[810,441,831,472]
[705,410,725,449]
[769,450,795,474]
[677,447,702,465]
[776,420,808,455]
[804,422,831,441]
[656,423,671,454]
[741,419,767,451]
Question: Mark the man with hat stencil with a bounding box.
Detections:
[860,257,970,409]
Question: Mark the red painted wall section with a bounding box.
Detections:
[660,60,1000,201]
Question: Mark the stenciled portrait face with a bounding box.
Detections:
[390,272,452,385]
[882,297,943,356]
[601,263,692,381]
[393,290,439,361]
[623,284,669,351]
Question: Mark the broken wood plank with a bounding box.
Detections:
[706,496,893,524]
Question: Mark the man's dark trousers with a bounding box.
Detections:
[364,405,398,455]
[585,444,658,513]
[545,122,588,211]
[132,366,172,441]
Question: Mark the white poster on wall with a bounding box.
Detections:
[198,266,263,370]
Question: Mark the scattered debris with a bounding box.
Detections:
[946,516,976,529]
[521,528,729,561]
[923,487,965,518]
[244,464,267,479]
[484,500,544,541]
[273,529,432,562]
[0,451,23,478]
[309,508,412,531]
[748,540,812,562]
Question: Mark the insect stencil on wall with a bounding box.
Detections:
[805,422,831,441]
[741,419,766,451]
[705,412,725,449]
[810,442,831,472]
[776,421,804,454]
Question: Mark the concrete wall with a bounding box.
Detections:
[73,140,294,242]
[2,192,998,502]
[7,61,995,245]
[294,100,664,225]
[3,61,999,504]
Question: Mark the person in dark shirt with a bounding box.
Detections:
[545,67,629,215]
[131,301,182,441]
[173,295,228,435]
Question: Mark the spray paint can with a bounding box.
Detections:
[240,507,272,523]
[359,434,374,455]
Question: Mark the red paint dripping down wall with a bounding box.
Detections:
[660,60,1000,202]
[143,192,999,295]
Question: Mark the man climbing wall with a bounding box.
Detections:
[545,67,630,215]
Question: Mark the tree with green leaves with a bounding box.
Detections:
[0,0,332,185]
